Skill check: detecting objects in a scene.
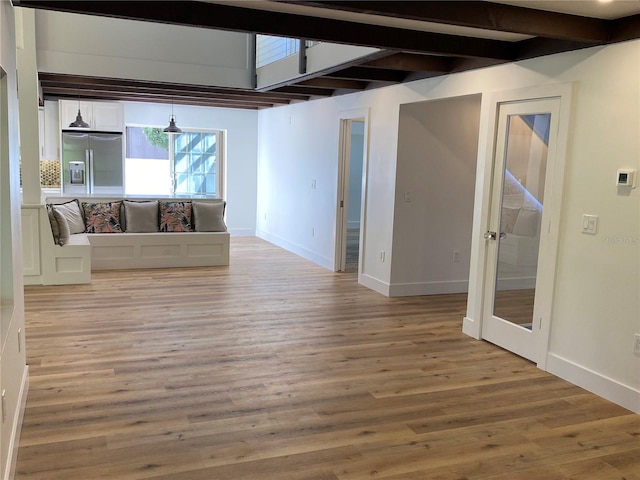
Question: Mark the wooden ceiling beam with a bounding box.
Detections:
[44,88,282,108]
[38,73,309,102]
[514,38,601,61]
[448,57,509,74]
[610,14,640,43]
[272,86,335,97]
[49,91,267,109]
[324,67,406,83]
[297,78,368,90]
[360,53,451,73]
[276,1,611,43]
[40,82,297,105]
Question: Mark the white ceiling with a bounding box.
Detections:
[493,0,640,20]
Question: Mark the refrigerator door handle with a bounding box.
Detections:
[87,149,94,194]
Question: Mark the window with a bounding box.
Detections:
[125,126,224,198]
[173,131,221,197]
[256,35,300,67]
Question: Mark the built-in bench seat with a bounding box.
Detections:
[87,231,229,270]
[42,196,230,284]
[46,229,92,285]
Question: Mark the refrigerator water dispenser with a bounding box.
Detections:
[69,161,85,185]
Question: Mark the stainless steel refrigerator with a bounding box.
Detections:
[61,131,124,195]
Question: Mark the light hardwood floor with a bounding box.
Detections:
[17,237,639,480]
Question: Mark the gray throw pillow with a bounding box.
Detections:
[193,201,227,232]
[52,209,71,245]
[52,200,85,234]
[47,205,61,245]
[124,200,159,232]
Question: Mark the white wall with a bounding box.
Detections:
[390,94,481,296]
[1,3,29,478]
[35,10,253,89]
[256,41,639,412]
[125,102,258,236]
[256,101,342,268]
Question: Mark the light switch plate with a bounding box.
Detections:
[581,214,598,235]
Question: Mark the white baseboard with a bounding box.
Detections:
[228,228,256,237]
[256,230,334,270]
[462,316,480,339]
[6,365,29,480]
[358,273,390,296]
[388,279,469,297]
[23,275,43,286]
[546,353,640,414]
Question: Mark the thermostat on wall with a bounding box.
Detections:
[616,168,637,188]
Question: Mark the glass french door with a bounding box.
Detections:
[481,98,561,362]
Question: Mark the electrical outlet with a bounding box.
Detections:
[634,333,640,357]
[452,250,460,262]
[380,250,385,262]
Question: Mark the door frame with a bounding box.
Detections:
[335,108,369,274]
[463,83,573,369]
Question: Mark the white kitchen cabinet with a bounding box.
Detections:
[92,102,124,131]
[59,99,123,132]
[39,100,59,160]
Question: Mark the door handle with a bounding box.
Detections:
[484,231,497,240]
[499,232,507,240]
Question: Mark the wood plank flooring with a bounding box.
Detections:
[16,237,639,480]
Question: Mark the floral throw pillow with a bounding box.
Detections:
[82,202,123,233]
[159,201,192,232]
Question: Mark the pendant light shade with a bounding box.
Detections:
[69,108,90,128]
[163,99,182,134]
[163,115,182,134]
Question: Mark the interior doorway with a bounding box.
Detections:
[336,113,368,273]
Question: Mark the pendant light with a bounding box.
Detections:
[69,98,90,128]
[163,98,182,134]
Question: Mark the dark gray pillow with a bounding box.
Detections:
[47,205,62,245]
[52,209,71,245]
[193,201,227,232]
[52,199,85,234]
[124,200,159,233]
